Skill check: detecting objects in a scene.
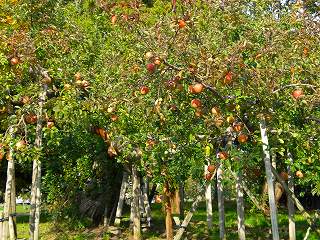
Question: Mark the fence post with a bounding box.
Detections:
[0,211,3,240]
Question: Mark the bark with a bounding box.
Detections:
[29,84,47,240]
[260,118,280,240]
[236,170,245,240]
[287,152,296,240]
[142,178,151,228]
[132,166,141,240]
[164,181,173,240]
[217,163,225,240]
[179,183,184,221]
[114,172,129,227]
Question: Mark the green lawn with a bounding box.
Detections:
[1,201,319,239]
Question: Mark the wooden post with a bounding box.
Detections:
[236,170,245,240]
[3,127,15,240]
[114,172,129,227]
[9,148,16,240]
[173,194,206,240]
[204,164,213,229]
[260,118,279,240]
[0,211,3,240]
[287,151,296,240]
[132,166,141,240]
[217,162,225,240]
[164,181,173,240]
[29,84,47,240]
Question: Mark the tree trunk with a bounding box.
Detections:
[132,166,141,240]
[217,163,225,240]
[142,178,152,228]
[164,181,173,240]
[29,84,47,240]
[260,118,279,240]
[114,172,129,227]
[179,183,184,221]
[287,151,296,240]
[204,164,212,229]
[236,170,245,240]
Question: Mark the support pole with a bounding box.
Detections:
[29,84,47,240]
[204,164,213,229]
[236,170,245,240]
[287,152,296,240]
[260,117,279,240]
[114,172,128,227]
[217,162,225,240]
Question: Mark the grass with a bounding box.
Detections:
[1,201,319,239]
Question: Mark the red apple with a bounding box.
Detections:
[25,114,37,124]
[191,99,201,108]
[154,57,161,65]
[140,86,149,95]
[205,173,213,181]
[178,19,186,28]
[188,85,196,94]
[111,114,118,121]
[218,151,228,160]
[224,71,232,84]
[233,123,243,132]
[111,15,117,24]
[10,57,19,65]
[238,134,248,143]
[296,170,304,178]
[16,140,26,150]
[146,63,155,73]
[292,89,304,99]
[47,121,54,128]
[155,195,162,203]
[207,165,216,173]
[193,83,204,93]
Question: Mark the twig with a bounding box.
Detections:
[273,83,317,93]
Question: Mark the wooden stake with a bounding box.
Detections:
[204,164,213,229]
[260,118,279,240]
[132,166,141,240]
[236,170,245,240]
[287,152,296,240]
[179,183,184,221]
[217,162,226,240]
[29,84,47,240]
[173,194,203,240]
[114,172,129,227]
[3,127,15,240]
[0,211,3,240]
